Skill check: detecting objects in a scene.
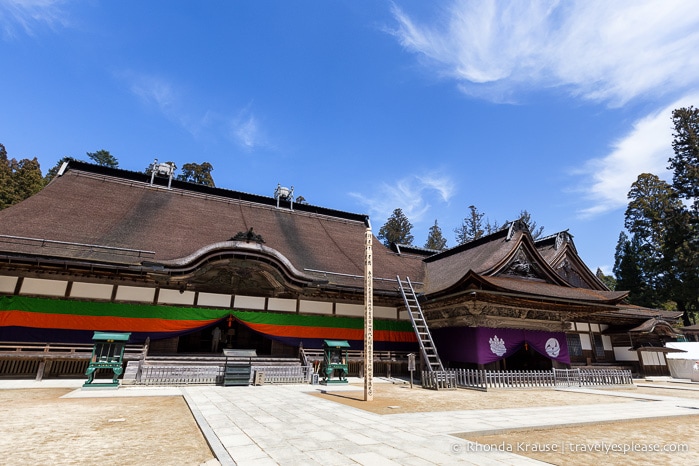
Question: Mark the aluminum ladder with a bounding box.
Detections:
[397,276,444,372]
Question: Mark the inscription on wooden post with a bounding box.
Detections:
[364,227,374,401]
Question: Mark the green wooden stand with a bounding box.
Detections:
[320,339,350,385]
[83,332,131,389]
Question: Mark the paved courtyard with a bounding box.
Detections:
[1,378,698,465]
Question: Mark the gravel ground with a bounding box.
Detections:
[0,388,216,466]
[310,381,634,414]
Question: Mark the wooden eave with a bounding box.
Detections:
[484,230,572,286]
[423,270,624,308]
[547,242,609,290]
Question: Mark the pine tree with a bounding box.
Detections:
[595,268,616,291]
[0,144,45,210]
[424,220,447,250]
[177,162,215,187]
[454,205,484,245]
[613,232,653,307]
[378,208,414,246]
[86,150,119,168]
[670,107,699,211]
[518,209,544,239]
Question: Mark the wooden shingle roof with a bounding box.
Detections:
[0,161,424,294]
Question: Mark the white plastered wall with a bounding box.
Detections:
[19,278,67,297]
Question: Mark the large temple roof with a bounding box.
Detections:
[0,161,424,294]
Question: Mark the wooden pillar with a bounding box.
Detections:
[364,226,374,401]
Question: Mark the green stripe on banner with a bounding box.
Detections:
[0,296,413,333]
[0,295,230,321]
[228,310,414,332]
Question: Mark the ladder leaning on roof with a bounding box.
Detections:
[397,276,444,372]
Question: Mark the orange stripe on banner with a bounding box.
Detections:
[243,322,417,343]
[375,329,417,343]
[0,310,218,333]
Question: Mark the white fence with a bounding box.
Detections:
[251,365,313,384]
[421,368,634,391]
[140,365,223,385]
[135,363,313,386]
[553,368,634,387]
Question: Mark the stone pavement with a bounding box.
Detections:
[180,379,699,466]
[4,378,699,465]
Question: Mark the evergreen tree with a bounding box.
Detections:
[0,144,11,209]
[670,107,699,211]
[11,157,44,203]
[484,218,501,235]
[617,170,698,324]
[0,144,44,210]
[378,208,414,246]
[518,209,544,239]
[662,206,699,325]
[454,205,484,245]
[669,107,699,325]
[424,219,447,250]
[620,174,681,309]
[613,232,652,307]
[595,268,616,291]
[86,149,118,168]
[177,162,215,187]
[624,173,680,274]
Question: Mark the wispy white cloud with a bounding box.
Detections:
[229,107,267,151]
[391,1,699,220]
[124,72,205,135]
[0,0,69,39]
[574,94,699,218]
[128,74,177,115]
[390,0,699,106]
[350,172,455,224]
[121,71,268,150]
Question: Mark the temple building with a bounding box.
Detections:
[0,160,682,374]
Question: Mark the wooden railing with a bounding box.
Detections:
[300,347,412,377]
[421,368,634,391]
[0,341,146,381]
[301,348,411,362]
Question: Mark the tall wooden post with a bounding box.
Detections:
[364,226,374,401]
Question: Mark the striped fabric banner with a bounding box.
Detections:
[230,309,417,346]
[0,296,417,349]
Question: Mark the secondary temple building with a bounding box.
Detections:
[0,160,682,374]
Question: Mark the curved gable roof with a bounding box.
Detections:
[423,221,571,294]
[535,231,609,290]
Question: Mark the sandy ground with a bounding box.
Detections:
[1,381,697,465]
[455,416,699,466]
[313,381,699,465]
[0,388,215,466]
[311,381,633,414]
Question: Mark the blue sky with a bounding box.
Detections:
[2,1,698,275]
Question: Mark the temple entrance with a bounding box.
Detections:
[504,343,552,370]
[177,320,273,354]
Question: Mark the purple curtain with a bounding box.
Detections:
[433,326,570,365]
